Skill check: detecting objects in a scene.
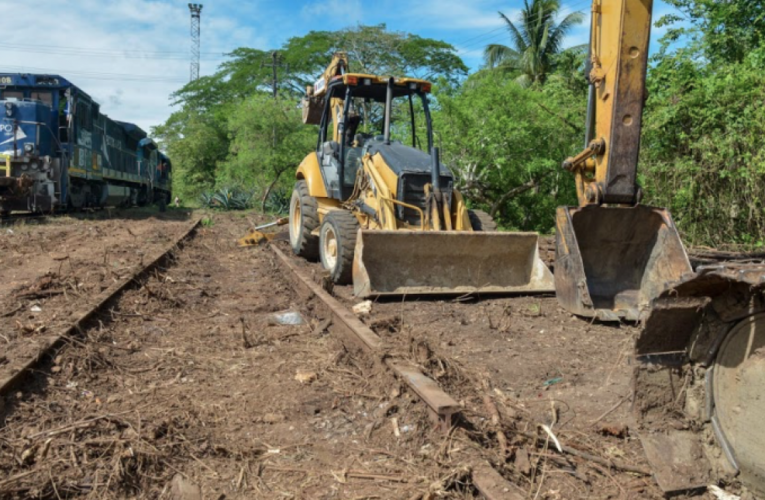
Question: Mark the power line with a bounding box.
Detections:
[1,64,188,83]
[0,44,227,62]
[0,41,230,56]
[453,1,591,53]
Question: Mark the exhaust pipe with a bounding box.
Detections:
[430,147,441,194]
[383,77,393,145]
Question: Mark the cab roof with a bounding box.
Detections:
[326,73,432,101]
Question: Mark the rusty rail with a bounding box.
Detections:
[0,217,202,397]
[270,244,461,430]
[270,244,521,495]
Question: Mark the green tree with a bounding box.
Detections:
[154,25,468,205]
[484,0,584,86]
[656,0,765,64]
[219,95,316,211]
[432,71,582,232]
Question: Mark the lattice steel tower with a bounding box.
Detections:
[188,3,203,81]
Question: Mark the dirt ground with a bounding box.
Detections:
[0,209,194,395]
[0,210,718,499]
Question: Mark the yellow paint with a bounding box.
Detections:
[451,190,471,230]
[569,0,653,205]
[316,198,342,224]
[295,152,328,198]
[1,155,9,177]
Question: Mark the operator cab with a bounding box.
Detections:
[316,75,434,201]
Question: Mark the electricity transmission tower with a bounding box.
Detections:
[188,3,203,81]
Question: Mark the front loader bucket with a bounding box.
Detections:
[554,205,692,321]
[353,230,555,298]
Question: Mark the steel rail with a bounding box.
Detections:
[0,217,202,397]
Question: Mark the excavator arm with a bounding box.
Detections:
[564,0,653,206]
[554,0,691,321]
[558,2,765,495]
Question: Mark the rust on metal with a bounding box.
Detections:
[388,362,460,431]
[634,263,765,496]
[271,243,462,430]
[0,218,202,397]
[471,463,525,500]
[555,204,691,321]
[353,230,554,298]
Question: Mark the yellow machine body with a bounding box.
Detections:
[292,53,554,297]
[555,0,691,320]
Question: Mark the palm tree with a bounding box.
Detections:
[484,0,584,86]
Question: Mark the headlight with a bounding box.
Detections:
[30,162,38,170]
[4,102,12,117]
[24,143,34,154]
[21,163,28,170]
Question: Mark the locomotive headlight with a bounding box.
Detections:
[4,102,12,117]
[21,163,28,170]
[24,143,34,154]
[30,162,38,170]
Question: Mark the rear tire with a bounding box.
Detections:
[289,180,320,260]
[468,209,497,231]
[319,210,360,284]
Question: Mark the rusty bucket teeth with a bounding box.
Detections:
[352,229,554,298]
[554,204,692,320]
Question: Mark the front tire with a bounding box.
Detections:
[289,180,320,260]
[319,210,360,284]
[468,209,497,231]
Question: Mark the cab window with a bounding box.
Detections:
[2,91,23,100]
[30,92,53,107]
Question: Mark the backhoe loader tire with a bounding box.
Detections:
[319,210,359,285]
[468,209,497,231]
[289,180,320,260]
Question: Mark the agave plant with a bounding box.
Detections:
[200,187,256,210]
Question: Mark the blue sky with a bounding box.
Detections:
[1,0,683,132]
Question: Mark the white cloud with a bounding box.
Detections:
[0,0,272,133]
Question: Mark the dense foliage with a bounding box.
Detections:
[640,2,765,246]
[153,3,765,245]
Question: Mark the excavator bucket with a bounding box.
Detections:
[554,204,692,321]
[352,230,554,298]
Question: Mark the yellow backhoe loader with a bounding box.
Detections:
[290,53,554,297]
[560,1,765,496]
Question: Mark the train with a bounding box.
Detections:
[0,73,171,215]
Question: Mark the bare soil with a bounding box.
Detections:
[0,211,716,499]
[0,210,194,390]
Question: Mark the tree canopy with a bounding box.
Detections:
[484,0,584,85]
[154,11,765,247]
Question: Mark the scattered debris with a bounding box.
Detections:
[599,423,629,439]
[294,370,318,384]
[352,300,373,316]
[709,485,741,500]
[169,474,202,500]
[271,310,305,325]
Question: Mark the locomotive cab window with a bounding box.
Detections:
[30,92,53,107]
[2,91,23,101]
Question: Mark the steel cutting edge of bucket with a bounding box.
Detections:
[352,230,555,298]
[554,204,692,320]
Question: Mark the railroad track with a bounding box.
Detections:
[0,217,201,398]
[270,244,528,499]
[0,212,50,225]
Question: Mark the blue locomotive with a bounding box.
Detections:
[0,73,171,215]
